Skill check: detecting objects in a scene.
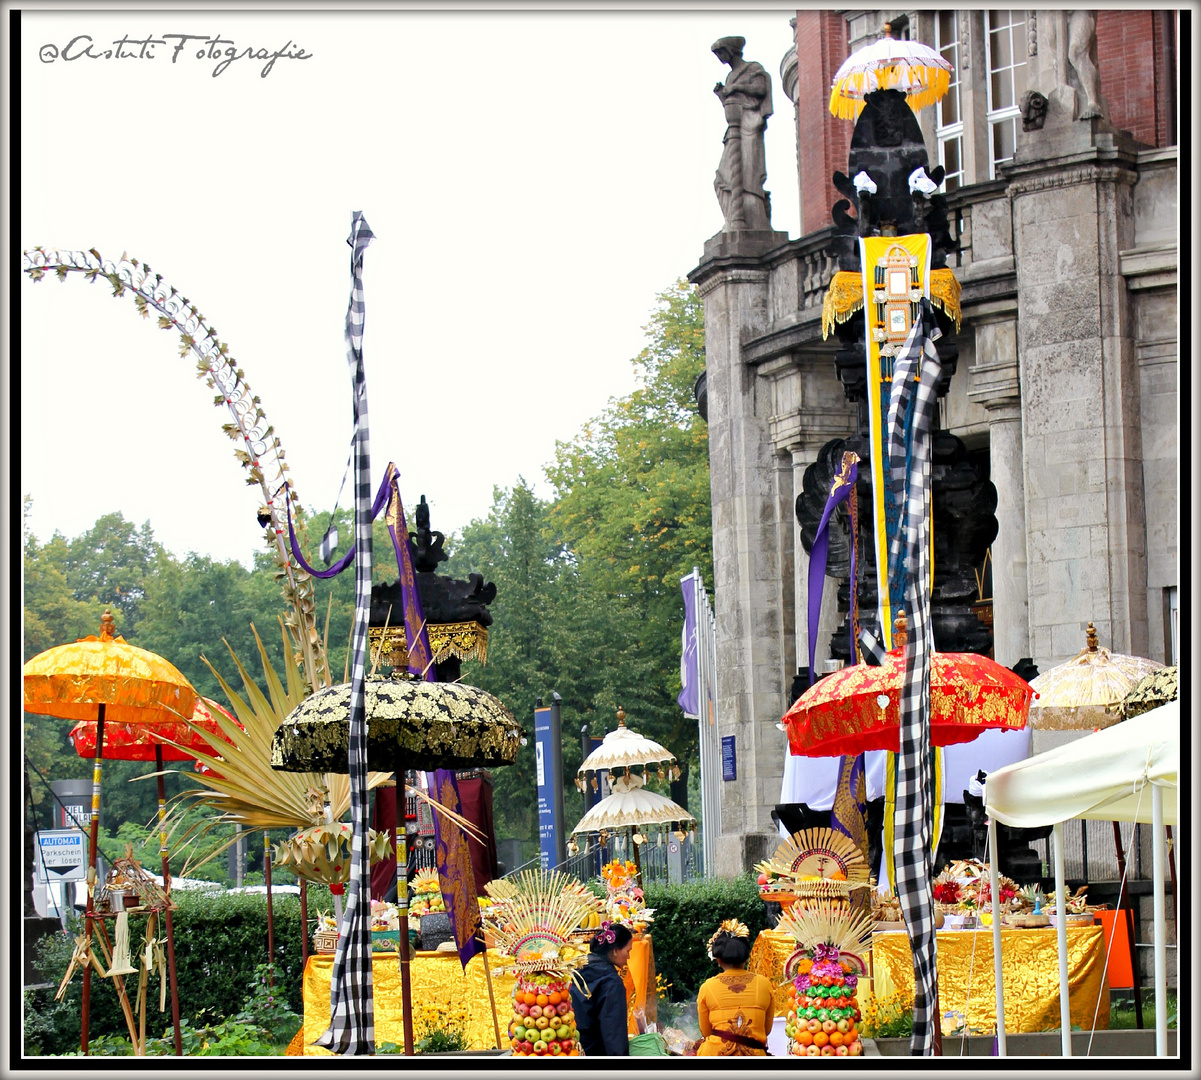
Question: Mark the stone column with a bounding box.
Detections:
[967,318,1030,666]
[1007,129,1149,665]
[690,235,790,877]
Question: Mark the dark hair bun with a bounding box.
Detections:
[711,933,752,966]
[589,922,634,954]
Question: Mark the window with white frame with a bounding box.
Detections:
[934,11,964,192]
[985,10,1028,177]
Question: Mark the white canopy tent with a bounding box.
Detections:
[984,701,1178,1056]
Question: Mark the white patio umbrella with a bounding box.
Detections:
[984,702,1178,1056]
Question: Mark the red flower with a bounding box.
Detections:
[932,880,961,904]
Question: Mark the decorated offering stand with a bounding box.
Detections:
[481,869,596,1057]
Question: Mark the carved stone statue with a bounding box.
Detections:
[712,35,774,231]
[409,494,447,572]
[1047,9,1104,120]
[1020,90,1049,131]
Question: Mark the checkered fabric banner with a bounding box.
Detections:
[885,297,942,1056]
[315,212,376,1055]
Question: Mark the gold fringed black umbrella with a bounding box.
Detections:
[1119,665,1178,720]
[269,675,523,773]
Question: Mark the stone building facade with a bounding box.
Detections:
[688,9,1179,880]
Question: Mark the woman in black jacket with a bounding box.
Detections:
[570,921,633,1056]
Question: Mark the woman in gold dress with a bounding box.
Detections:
[695,920,776,1056]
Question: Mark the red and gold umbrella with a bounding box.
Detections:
[783,624,1034,758]
[23,610,197,1056]
[68,696,240,761]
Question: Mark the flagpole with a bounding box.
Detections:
[479,933,502,1049]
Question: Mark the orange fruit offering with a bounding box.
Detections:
[548,992,563,1006]
[812,1032,829,1048]
[523,991,538,1006]
[536,994,549,1007]
[797,1031,813,1047]
[829,1032,845,1047]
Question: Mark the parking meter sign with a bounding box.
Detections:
[34,830,87,881]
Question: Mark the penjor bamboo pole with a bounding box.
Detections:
[300,877,309,968]
[479,931,502,1049]
[395,767,415,1055]
[265,831,275,985]
[81,703,105,1054]
[154,745,183,1055]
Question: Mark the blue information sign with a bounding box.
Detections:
[721,735,736,781]
[534,707,558,869]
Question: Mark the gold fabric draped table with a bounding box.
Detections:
[748,926,1109,1034]
[297,949,517,1055]
[294,938,659,1054]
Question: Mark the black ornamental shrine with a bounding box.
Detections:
[795,88,998,667]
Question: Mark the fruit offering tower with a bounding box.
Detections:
[482,869,597,1058]
[777,902,874,1058]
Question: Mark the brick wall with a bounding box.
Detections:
[1096,10,1173,149]
[794,10,853,236]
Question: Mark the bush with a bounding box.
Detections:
[26,884,330,1055]
[642,874,768,1002]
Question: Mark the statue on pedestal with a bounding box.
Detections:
[711,35,774,232]
[1045,9,1105,121]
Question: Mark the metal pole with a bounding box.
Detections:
[154,745,183,1055]
[1111,820,1143,1027]
[1052,822,1071,1056]
[988,815,1006,1055]
[299,877,309,969]
[1152,786,1167,1056]
[81,702,106,1054]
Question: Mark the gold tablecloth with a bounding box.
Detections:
[871,926,1109,1033]
[299,949,516,1054]
[749,926,1109,1034]
[298,940,659,1054]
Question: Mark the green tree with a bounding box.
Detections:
[543,280,711,802]
[62,512,159,636]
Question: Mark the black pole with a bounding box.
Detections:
[580,724,593,815]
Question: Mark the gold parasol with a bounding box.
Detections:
[575,708,678,793]
[828,23,953,120]
[23,610,198,1057]
[1028,623,1162,730]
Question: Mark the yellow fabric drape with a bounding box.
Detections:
[620,936,656,1033]
[299,949,516,1054]
[821,272,865,339]
[696,971,775,1056]
[928,268,961,330]
[871,926,1110,1033]
[882,746,944,896]
[747,930,801,1016]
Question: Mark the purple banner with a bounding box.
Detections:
[678,576,700,718]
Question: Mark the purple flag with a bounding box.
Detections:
[386,470,482,970]
[678,575,700,718]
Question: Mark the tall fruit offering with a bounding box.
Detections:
[483,869,595,1059]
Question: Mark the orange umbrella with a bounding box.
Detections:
[783,622,1034,758]
[68,696,240,761]
[23,610,196,1056]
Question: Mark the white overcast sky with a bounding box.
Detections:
[17,4,803,566]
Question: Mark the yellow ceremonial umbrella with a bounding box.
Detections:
[1028,622,1161,731]
[24,610,196,1055]
[829,23,953,120]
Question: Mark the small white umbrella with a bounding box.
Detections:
[572,773,696,834]
[576,708,679,793]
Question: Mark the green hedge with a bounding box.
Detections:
[642,874,768,1002]
[26,885,331,1056]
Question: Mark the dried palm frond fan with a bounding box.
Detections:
[756,827,870,906]
[778,903,874,976]
[481,869,597,990]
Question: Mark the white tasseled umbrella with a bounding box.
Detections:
[577,708,678,781]
[571,773,695,834]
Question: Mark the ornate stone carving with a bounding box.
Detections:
[712,35,775,232]
[1046,10,1104,121]
[1020,90,1049,132]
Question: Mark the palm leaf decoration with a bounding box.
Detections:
[158,620,393,874]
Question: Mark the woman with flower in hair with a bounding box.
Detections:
[695,920,775,1056]
[570,921,633,1056]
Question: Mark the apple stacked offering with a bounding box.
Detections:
[508,980,580,1058]
[776,900,874,1060]
[482,868,597,1059]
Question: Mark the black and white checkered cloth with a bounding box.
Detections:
[315,212,376,1055]
[885,298,942,1056]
